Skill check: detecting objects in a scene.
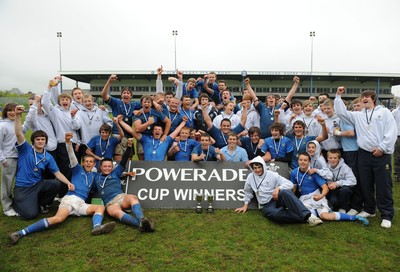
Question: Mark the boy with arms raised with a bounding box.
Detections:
[9,133,115,244]
[120,116,188,161]
[335,87,397,228]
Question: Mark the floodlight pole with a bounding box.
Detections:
[172,30,178,71]
[310,31,315,96]
[57,32,63,92]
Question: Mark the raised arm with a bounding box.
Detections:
[65,132,78,168]
[169,117,188,139]
[161,117,172,141]
[175,70,183,101]
[283,76,300,104]
[315,116,328,142]
[156,65,164,94]
[42,80,60,121]
[239,107,248,128]
[101,74,118,102]
[113,116,125,141]
[14,105,26,145]
[244,78,259,107]
[201,104,213,130]
[334,87,355,125]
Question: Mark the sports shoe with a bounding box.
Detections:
[139,218,155,233]
[9,232,21,245]
[338,209,346,214]
[347,209,359,216]
[4,209,19,217]
[40,205,50,214]
[91,222,116,236]
[357,211,376,218]
[355,215,369,226]
[381,219,392,229]
[307,214,323,226]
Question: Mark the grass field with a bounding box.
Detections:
[0,114,399,271]
[0,182,399,272]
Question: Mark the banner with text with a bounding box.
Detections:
[124,161,289,209]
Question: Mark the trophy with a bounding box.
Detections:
[195,194,203,213]
[206,195,214,213]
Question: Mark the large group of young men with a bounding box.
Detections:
[1,68,397,245]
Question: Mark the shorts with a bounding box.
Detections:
[114,137,128,156]
[106,193,128,207]
[59,195,91,216]
[299,190,330,216]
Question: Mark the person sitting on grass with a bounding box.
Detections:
[326,149,357,213]
[12,105,73,220]
[9,133,116,245]
[235,156,323,226]
[290,152,368,226]
[95,138,155,233]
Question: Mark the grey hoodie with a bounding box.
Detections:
[243,156,293,205]
[306,140,332,180]
[327,157,356,187]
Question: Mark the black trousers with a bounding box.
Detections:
[358,149,394,221]
[13,179,60,220]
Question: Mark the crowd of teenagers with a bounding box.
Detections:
[1,67,398,244]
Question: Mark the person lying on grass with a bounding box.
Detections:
[235,156,323,226]
[95,137,155,233]
[9,132,115,245]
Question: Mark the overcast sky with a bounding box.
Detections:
[1,0,399,95]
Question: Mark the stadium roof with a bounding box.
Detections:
[61,70,400,86]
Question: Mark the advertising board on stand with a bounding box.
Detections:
[124,161,289,210]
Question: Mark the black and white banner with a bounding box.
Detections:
[124,161,289,209]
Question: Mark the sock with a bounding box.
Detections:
[18,219,49,236]
[92,213,103,228]
[132,204,144,220]
[120,213,140,227]
[335,212,356,221]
